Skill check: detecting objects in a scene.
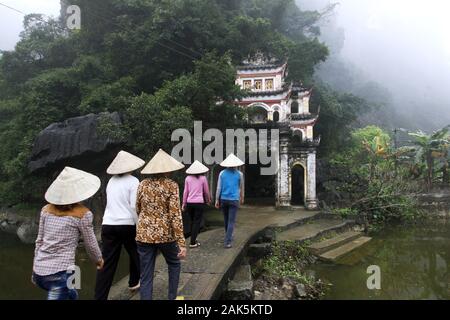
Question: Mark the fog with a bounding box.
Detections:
[299,0,450,131]
[1,0,449,130]
[0,0,60,51]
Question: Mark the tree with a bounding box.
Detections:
[409,126,450,189]
[321,126,421,223]
[0,0,334,206]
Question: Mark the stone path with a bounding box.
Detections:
[108,206,318,300]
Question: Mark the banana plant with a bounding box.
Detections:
[409,126,450,189]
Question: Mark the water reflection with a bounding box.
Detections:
[0,232,129,300]
[312,221,450,300]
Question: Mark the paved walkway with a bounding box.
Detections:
[108,206,318,300]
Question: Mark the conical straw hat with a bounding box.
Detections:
[186,160,209,175]
[141,149,185,174]
[45,167,101,205]
[107,150,145,175]
[220,153,245,167]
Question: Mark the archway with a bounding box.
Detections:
[273,111,280,122]
[291,130,303,145]
[248,105,268,123]
[291,164,305,205]
[245,162,276,206]
[291,101,299,114]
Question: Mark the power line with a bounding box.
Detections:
[59,0,204,60]
[1,0,355,123]
[0,2,26,15]
[0,1,68,34]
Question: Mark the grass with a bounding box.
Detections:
[258,241,315,284]
[252,240,329,299]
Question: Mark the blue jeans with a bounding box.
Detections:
[220,200,239,245]
[137,241,181,300]
[32,270,78,300]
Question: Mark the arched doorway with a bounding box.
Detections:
[291,101,299,114]
[291,130,303,145]
[291,164,305,205]
[245,162,276,206]
[273,111,280,122]
[249,106,268,123]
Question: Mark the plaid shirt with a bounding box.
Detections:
[33,204,102,276]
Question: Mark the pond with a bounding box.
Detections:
[312,220,450,300]
[0,231,129,300]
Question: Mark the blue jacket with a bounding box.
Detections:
[215,169,244,201]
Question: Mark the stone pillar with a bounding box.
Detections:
[240,165,246,202]
[277,133,290,207]
[209,167,215,202]
[305,151,318,210]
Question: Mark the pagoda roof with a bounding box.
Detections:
[290,113,319,121]
[289,113,319,128]
[237,52,286,71]
[237,61,285,71]
[245,85,289,97]
[239,83,310,100]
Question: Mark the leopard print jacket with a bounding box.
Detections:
[136,177,186,248]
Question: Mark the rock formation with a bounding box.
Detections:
[28,112,125,173]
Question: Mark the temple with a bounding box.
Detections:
[235,53,320,210]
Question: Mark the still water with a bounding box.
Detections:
[312,221,450,300]
[1,221,449,300]
[0,232,129,300]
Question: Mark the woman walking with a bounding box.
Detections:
[136,149,186,300]
[215,154,245,249]
[32,167,104,300]
[182,160,211,248]
[94,151,145,300]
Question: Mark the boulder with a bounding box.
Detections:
[224,265,254,300]
[294,283,308,298]
[0,220,19,234]
[257,229,276,243]
[28,112,125,173]
[17,222,38,244]
[247,243,271,259]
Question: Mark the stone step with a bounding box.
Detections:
[276,219,354,242]
[307,231,363,255]
[318,236,372,261]
[224,264,254,300]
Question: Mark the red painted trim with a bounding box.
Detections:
[238,99,285,105]
[237,72,283,78]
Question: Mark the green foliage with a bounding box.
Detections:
[332,207,358,219]
[407,126,450,188]
[313,85,370,155]
[261,241,314,284]
[287,39,329,85]
[322,126,423,223]
[125,93,193,157]
[0,0,333,206]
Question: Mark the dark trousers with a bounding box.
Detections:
[94,225,140,300]
[221,200,239,245]
[137,241,181,300]
[186,203,204,245]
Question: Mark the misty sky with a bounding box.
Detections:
[0,0,60,51]
[301,0,450,127]
[1,0,449,126]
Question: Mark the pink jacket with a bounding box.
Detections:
[182,175,211,207]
